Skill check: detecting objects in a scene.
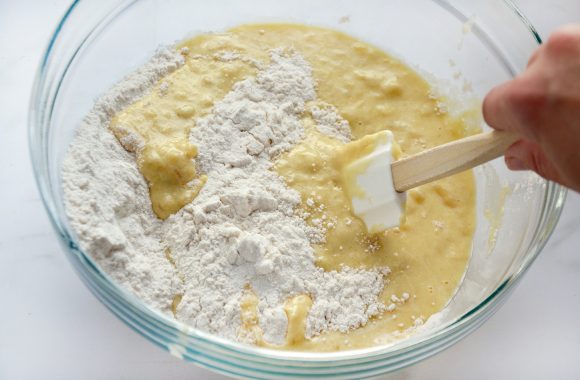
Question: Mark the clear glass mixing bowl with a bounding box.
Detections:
[29,0,566,378]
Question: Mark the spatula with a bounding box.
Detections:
[340,130,518,232]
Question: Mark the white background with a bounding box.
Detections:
[1,1,579,379]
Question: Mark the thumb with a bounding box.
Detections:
[505,140,563,184]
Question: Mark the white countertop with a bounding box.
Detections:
[1,1,579,379]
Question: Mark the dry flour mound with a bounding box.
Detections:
[62,48,185,314]
[63,47,388,345]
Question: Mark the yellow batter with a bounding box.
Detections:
[109,23,477,351]
[110,51,256,218]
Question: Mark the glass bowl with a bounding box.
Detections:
[29,0,566,378]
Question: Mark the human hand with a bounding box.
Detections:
[483,24,580,192]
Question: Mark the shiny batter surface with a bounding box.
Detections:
[109,23,476,351]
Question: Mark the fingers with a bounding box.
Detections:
[482,79,525,134]
[505,140,563,184]
[483,72,547,141]
[545,24,580,57]
[491,24,580,191]
[484,25,580,137]
[482,81,507,131]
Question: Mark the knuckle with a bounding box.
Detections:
[503,84,548,137]
[509,87,546,110]
[546,29,580,55]
[507,86,545,116]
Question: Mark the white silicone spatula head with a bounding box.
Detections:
[339,130,518,232]
[337,131,406,233]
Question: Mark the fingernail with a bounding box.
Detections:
[506,156,527,171]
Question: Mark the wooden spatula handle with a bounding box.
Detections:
[391,131,519,192]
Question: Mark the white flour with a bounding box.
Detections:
[62,48,185,314]
[63,47,388,345]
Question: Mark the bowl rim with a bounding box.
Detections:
[28,0,567,364]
